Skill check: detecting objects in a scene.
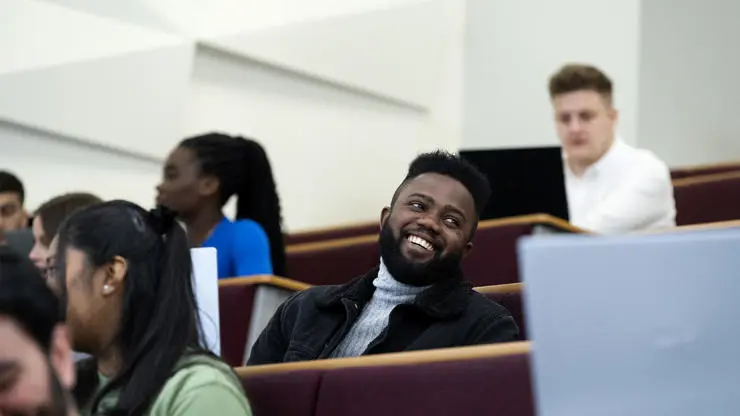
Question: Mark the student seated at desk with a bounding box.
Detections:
[50,202,252,415]
[549,64,676,234]
[157,132,286,278]
[248,151,518,365]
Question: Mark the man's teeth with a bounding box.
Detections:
[408,235,433,251]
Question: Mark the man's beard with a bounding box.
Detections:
[379,223,463,287]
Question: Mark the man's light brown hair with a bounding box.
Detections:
[548,64,613,104]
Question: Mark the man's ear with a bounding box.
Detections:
[49,324,76,390]
[462,241,474,259]
[379,207,391,231]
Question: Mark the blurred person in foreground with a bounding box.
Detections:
[0,246,77,415]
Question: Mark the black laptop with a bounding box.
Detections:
[459,146,569,221]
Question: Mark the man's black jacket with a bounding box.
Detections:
[247,267,519,365]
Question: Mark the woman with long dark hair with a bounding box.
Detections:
[157,132,286,278]
[49,201,252,415]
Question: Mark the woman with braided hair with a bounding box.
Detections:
[157,132,286,278]
[47,200,252,415]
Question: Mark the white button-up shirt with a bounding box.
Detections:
[565,138,676,234]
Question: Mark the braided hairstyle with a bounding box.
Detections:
[179,133,286,276]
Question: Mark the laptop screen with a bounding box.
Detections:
[459,146,569,221]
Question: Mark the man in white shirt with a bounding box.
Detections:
[548,64,676,234]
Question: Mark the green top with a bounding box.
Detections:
[85,354,252,416]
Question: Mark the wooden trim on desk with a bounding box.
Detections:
[286,233,379,254]
[672,170,740,187]
[672,160,740,174]
[286,214,585,255]
[218,275,312,292]
[237,341,530,376]
[475,282,523,294]
[286,221,377,238]
[478,213,587,234]
[635,219,740,235]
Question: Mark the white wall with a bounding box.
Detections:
[0,0,464,231]
[637,0,740,166]
[5,0,739,230]
[463,0,642,150]
[0,121,161,211]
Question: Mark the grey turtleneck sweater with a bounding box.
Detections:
[330,259,429,358]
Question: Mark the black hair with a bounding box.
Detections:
[56,201,207,415]
[0,170,25,203]
[180,132,287,276]
[34,193,103,246]
[0,246,62,352]
[391,150,491,216]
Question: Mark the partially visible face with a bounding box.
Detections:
[553,90,617,168]
[0,317,74,415]
[0,192,26,234]
[379,173,476,286]
[59,246,122,354]
[28,217,49,271]
[156,146,203,215]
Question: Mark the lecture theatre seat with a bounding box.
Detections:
[285,214,583,287]
[463,214,584,286]
[670,160,740,180]
[673,171,740,225]
[219,276,310,366]
[477,283,526,340]
[285,221,377,245]
[286,235,379,286]
[239,342,533,416]
[243,369,322,416]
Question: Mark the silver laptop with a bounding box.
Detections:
[519,229,740,415]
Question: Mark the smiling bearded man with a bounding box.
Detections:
[248,151,519,365]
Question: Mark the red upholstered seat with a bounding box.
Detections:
[464,223,534,286]
[479,286,526,340]
[674,173,740,225]
[286,237,379,286]
[242,369,322,416]
[285,222,377,245]
[219,283,258,367]
[314,352,534,416]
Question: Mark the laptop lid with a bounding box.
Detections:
[459,146,569,221]
[518,228,740,415]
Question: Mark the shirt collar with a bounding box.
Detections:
[565,136,625,179]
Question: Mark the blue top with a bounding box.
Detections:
[202,217,273,279]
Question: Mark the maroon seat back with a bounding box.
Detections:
[242,369,322,416]
[315,352,533,416]
[480,287,526,340]
[286,237,379,286]
[285,222,377,245]
[463,223,535,286]
[219,283,259,367]
[674,173,740,225]
[670,162,740,180]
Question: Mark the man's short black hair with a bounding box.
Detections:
[391,150,491,215]
[0,170,25,203]
[0,246,62,352]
